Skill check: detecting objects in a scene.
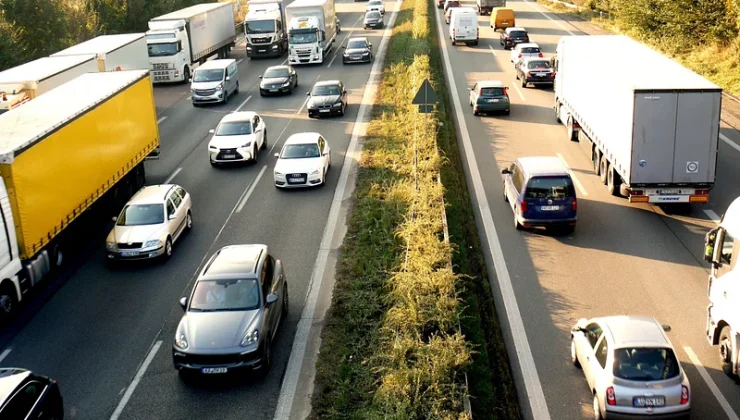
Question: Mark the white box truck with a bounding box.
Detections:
[553,35,721,204]
[245,0,288,58]
[0,55,98,115]
[704,196,740,377]
[146,2,237,83]
[286,0,340,65]
[51,33,149,72]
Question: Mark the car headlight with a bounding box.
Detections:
[175,332,188,350]
[241,329,259,347]
[309,169,320,175]
[241,142,252,148]
[282,80,291,87]
[332,102,342,108]
[144,239,162,248]
[275,171,283,177]
[362,52,370,56]
[106,241,116,251]
[216,83,223,90]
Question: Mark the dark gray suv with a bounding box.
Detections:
[172,244,288,378]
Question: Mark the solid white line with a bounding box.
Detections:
[522,0,576,35]
[187,96,192,101]
[327,55,337,68]
[236,165,267,213]
[272,1,400,418]
[556,153,588,196]
[435,5,551,420]
[164,167,182,184]
[705,209,721,224]
[720,133,740,154]
[109,340,162,420]
[511,80,526,101]
[488,44,496,57]
[233,95,253,113]
[0,348,11,363]
[684,346,740,420]
[157,116,167,124]
[236,58,244,65]
[281,58,288,65]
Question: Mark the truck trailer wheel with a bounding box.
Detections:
[599,156,609,185]
[606,163,621,197]
[592,149,601,176]
[554,102,561,123]
[0,281,17,323]
[719,326,736,376]
[566,116,578,141]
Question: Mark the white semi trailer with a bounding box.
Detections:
[51,33,149,72]
[286,0,339,65]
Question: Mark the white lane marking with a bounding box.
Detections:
[684,346,740,420]
[281,58,288,65]
[164,167,182,184]
[187,96,192,101]
[720,133,740,154]
[237,58,244,65]
[511,80,526,101]
[157,116,168,124]
[556,153,588,196]
[334,15,365,55]
[327,55,337,68]
[705,209,721,225]
[232,95,253,113]
[488,45,496,57]
[109,340,162,420]
[0,348,11,363]
[435,6,552,420]
[522,0,576,35]
[236,165,267,213]
[272,1,400,418]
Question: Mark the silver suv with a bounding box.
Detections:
[172,244,288,378]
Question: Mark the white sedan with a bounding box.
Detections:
[510,42,542,65]
[274,132,331,188]
[366,0,385,15]
[208,111,267,166]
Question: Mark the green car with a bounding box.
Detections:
[468,80,511,115]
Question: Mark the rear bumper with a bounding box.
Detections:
[525,77,555,85]
[247,42,281,57]
[475,101,510,112]
[605,408,690,420]
[518,216,576,227]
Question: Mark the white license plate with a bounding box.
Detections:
[291,178,306,183]
[270,89,279,92]
[202,367,228,374]
[121,251,138,257]
[657,189,681,194]
[536,74,546,77]
[540,206,560,211]
[488,99,499,103]
[259,49,266,52]
[222,154,236,159]
[319,109,330,113]
[501,21,508,24]
[633,396,665,407]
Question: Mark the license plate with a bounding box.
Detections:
[536,74,546,77]
[319,109,330,113]
[633,396,665,407]
[259,49,266,52]
[657,189,680,194]
[291,178,306,183]
[502,21,508,24]
[488,99,499,103]
[202,367,228,374]
[121,251,138,257]
[270,89,279,92]
[222,154,236,159]
[540,206,560,211]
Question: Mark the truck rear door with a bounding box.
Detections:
[457,14,476,38]
[672,91,720,183]
[631,92,678,184]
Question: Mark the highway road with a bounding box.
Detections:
[0,0,395,419]
[435,0,740,419]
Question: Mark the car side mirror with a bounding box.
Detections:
[259,75,263,79]
[226,76,231,81]
[266,293,278,304]
[342,45,346,49]
[274,152,280,158]
[369,43,372,48]
[500,168,511,175]
[209,129,215,134]
[111,216,117,222]
[323,151,329,156]
[306,92,311,96]
[179,297,188,310]
[504,87,510,90]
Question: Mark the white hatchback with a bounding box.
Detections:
[274,132,331,188]
[366,0,385,15]
[208,112,267,166]
[510,42,542,65]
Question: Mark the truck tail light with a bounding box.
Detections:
[606,387,616,406]
[681,386,689,405]
[695,189,709,195]
[520,200,528,213]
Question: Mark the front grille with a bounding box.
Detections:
[287,173,308,185]
[117,242,142,249]
[195,89,217,96]
[317,104,332,110]
[184,353,241,366]
[251,37,270,43]
[217,148,243,160]
[152,63,170,70]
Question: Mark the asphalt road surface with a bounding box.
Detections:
[435,0,740,419]
[0,0,394,419]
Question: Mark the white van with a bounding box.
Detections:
[449,8,479,46]
[190,59,239,106]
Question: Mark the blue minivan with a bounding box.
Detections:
[501,156,577,233]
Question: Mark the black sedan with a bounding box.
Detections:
[306,80,347,118]
[515,58,555,88]
[363,11,383,29]
[342,37,373,64]
[500,27,529,50]
[259,65,298,96]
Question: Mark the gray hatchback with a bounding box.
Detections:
[172,244,288,378]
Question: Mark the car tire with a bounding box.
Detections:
[260,337,273,376]
[210,159,218,167]
[339,103,345,116]
[504,109,510,116]
[186,210,193,230]
[261,130,267,150]
[521,77,526,88]
[515,72,519,80]
[473,107,479,116]
[253,144,259,163]
[514,209,523,230]
[282,282,289,317]
[320,168,327,187]
[720,326,735,376]
[164,237,173,260]
[223,90,229,104]
[503,183,508,202]
[260,91,265,97]
[295,77,298,88]
[570,338,580,368]
[593,394,603,420]
[599,156,609,185]
[235,81,240,94]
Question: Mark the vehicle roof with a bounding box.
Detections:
[348,37,369,42]
[599,315,670,348]
[721,196,740,237]
[0,70,150,164]
[129,184,180,204]
[196,59,235,70]
[516,42,540,49]
[201,244,267,279]
[151,2,231,21]
[451,7,476,15]
[0,368,32,403]
[265,65,291,72]
[516,156,569,177]
[287,0,332,8]
[314,80,341,86]
[476,80,505,88]
[52,33,145,56]
[219,111,257,124]
[523,57,549,63]
[0,55,96,86]
[560,35,720,91]
[505,27,527,32]
[285,132,321,144]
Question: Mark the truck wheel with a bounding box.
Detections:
[599,156,608,185]
[606,163,621,197]
[567,117,578,141]
[555,102,561,123]
[592,149,600,176]
[52,244,63,267]
[720,326,735,376]
[182,67,190,85]
[0,282,18,323]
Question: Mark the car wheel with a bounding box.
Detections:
[504,109,510,116]
[253,144,259,163]
[260,91,265,97]
[186,210,193,230]
[295,77,298,88]
[720,326,735,376]
[521,77,526,88]
[0,283,18,323]
[235,81,240,94]
[164,237,173,260]
[339,103,345,116]
[514,209,522,230]
[282,282,289,316]
[320,168,327,187]
[210,159,218,167]
[261,130,267,150]
[260,337,273,376]
[223,90,229,104]
[571,338,581,368]
[515,72,519,80]
[593,394,603,420]
[473,107,479,116]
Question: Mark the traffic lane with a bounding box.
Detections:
[709,127,740,217]
[116,59,375,420]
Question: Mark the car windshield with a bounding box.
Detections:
[480,87,505,97]
[525,176,575,199]
[280,143,320,158]
[348,40,368,49]
[312,85,341,96]
[289,32,318,44]
[369,1,382,5]
[509,31,527,37]
[527,61,551,69]
[246,19,275,34]
[193,69,224,82]
[614,347,681,381]
[216,121,252,136]
[366,12,381,19]
[264,67,290,78]
[521,47,541,54]
[189,279,261,311]
[117,204,164,226]
[147,42,178,57]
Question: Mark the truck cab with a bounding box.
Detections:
[245,0,287,58]
[705,196,740,376]
[146,21,191,83]
[288,17,325,64]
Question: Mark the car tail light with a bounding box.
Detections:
[503,89,509,98]
[452,29,456,36]
[572,199,577,211]
[538,52,543,57]
[520,200,528,213]
[681,386,689,405]
[505,36,511,39]
[518,53,522,58]
[606,387,616,406]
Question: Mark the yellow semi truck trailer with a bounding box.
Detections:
[0,69,160,321]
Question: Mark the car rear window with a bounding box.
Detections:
[480,87,505,97]
[521,47,540,54]
[448,1,460,6]
[613,348,680,381]
[527,61,551,70]
[509,31,527,37]
[525,176,575,199]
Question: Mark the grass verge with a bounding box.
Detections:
[309,0,522,418]
[536,0,740,97]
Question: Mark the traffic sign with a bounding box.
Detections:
[412,79,439,105]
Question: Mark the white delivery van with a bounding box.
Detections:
[190,59,239,106]
[449,8,479,46]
